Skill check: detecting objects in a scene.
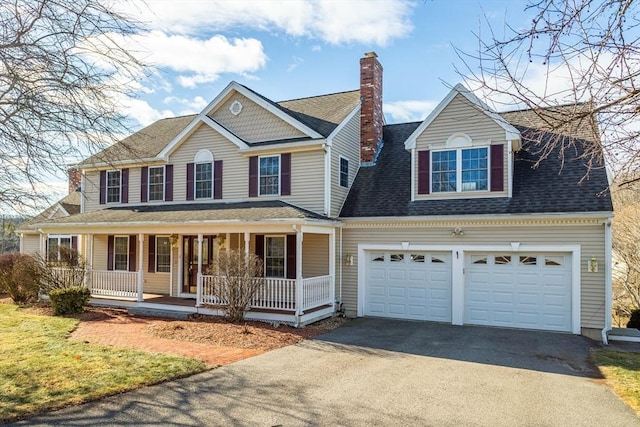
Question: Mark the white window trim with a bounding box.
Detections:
[113,235,129,271]
[47,234,72,262]
[258,154,281,196]
[148,165,165,202]
[155,235,171,274]
[106,169,121,204]
[264,235,286,278]
[339,155,349,188]
[194,161,214,200]
[431,146,490,194]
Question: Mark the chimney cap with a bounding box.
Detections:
[364,52,378,58]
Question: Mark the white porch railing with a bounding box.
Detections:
[199,275,332,313]
[301,275,333,311]
[89,270,138,298]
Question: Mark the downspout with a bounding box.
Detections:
[339,226,343,313]
[602,217,613,345]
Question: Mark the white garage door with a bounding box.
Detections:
[465,253,572,332]
[365,251,452,321]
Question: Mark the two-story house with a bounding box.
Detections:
[20,52,613,341]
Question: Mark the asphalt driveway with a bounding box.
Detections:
[14,318,640,426]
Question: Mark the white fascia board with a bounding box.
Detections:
[238,138,326,155]
[204,81,324,140]
[80,157,164,171]
[404,83,522,150]
[341,211,614,224]
[326,103,361,146]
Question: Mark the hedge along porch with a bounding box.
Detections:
[33,203,338,326]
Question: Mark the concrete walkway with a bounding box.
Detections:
[15,319,640,426]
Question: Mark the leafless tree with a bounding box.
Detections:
[458,0,639,179]
[0,0,146,212]
[207,249,264,323]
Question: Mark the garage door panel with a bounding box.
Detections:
[465,252,572,332]
[365,251,452,322]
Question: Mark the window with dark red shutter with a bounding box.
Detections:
[418,150,430,194]
[490,144,504,192]
[214,160,223,199]
[249,156,258,197]
[281,153,291,196]
[140,167,148,202]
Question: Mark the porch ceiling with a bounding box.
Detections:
[32,200,337,233]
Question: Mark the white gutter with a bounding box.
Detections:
[602,217,613,344]
[341,211,614,224]
[338,226,343,311]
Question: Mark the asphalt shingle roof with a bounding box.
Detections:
[20,191,82,231]
[33,200,329,227]
[340,121,613,218]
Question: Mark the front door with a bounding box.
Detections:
[182,235,215,294]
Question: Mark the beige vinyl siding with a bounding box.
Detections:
[83,168,142,212]
[142,235,172,294]
[340,221,606,329]
[288,150,325,213]
[170,124,247,201]
[92,235,109,271]
[210,93,307,143]
[415,93,509,200]
[330,110,360,217]
[21,234,40,254]
[302,233,329,277]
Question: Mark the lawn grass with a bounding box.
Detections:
[592,348,640,413]
[0,304,207,422]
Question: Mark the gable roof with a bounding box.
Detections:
[404,84,521,150]
[340,119,612,218]
[78,85,360,168]
[19,191,82,231]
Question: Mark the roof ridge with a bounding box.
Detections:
[277,89,360,104]
[500,101,592,115]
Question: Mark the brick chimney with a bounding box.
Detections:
[360,52,383,163]
[68,168,81,193]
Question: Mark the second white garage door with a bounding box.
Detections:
[365,251,452,322]
[465,253,573,332]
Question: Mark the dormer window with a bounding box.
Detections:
[106,170,121,203]
[432,147,488,193]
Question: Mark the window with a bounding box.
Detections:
[265,236,285,277]
[545,256,563,266]
[432,147,488,193]
[259,156,280,195]
[371,254,385,262]
[340,157,349,187]
[411,254,425,263]
[148,166,164,201]
[106,170,121,203]
[471,255,488,265]
[495,255,512,265]
[156,236,171,273]
[195,162,213,199]
[520,256,537,265]
[390,254,404,262]
[47,235,71,262]
[431,256,446,264]
[114,236,129,271]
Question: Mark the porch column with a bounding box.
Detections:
[177,234,183,296]
[137,233,144,302]
[84,234,93,290]
[244,231,250,257]
[39,232,46,256]
[225,233,230,251]
[295,227,304,317]
[196,233,203,307]
[329,228,336,308]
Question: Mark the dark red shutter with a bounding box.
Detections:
[71,236,78,250]
[286,234,296,279]
[107,235,114,271]
[281,153,291,196]
[207,237,214,266]
[141,167,148,202]
[490,144,504,192]
[186,163,194,201]
[121,168,129,204]
[99,170,106,204]
[255,234,264,266]
[165,165,173,201]
[418,150,430,194]
[128,235,136,272]
[249,156,258,197]
[214,160,223,199]
[148,235,155,273]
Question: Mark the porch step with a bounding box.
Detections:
[128,307,192,320]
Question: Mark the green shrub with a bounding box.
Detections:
[627,309,640,329]
[0,253,41,304]
[49,286,90,315]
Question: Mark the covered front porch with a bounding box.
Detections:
[34,201,340,326]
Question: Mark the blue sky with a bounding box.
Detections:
[120,0,534,127]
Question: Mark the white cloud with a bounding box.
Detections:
[120,97,175,127]
[125,0,414,46]
[287,56,304,72]
[132,31,267,88]
[163,96,208,113]
[384,100,438,123]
